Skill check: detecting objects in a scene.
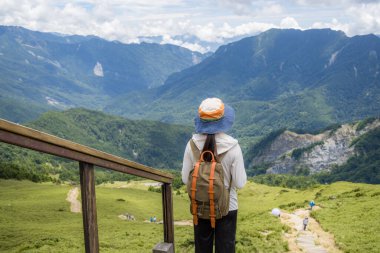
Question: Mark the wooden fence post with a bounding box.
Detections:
[161,183,174,251]
[79,162,99,253]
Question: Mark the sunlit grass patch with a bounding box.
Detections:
[1,180,379,252]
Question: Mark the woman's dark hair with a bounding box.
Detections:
[202,134,216,162]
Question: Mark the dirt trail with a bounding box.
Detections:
[174,220,192,226]
[66,187,81,213]
[280,207,342,253]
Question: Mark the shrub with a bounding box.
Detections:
[148,185,161,193]
[356,117,377,131]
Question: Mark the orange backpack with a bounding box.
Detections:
[187,140,230,228]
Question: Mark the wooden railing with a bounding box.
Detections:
[0,119,175,253]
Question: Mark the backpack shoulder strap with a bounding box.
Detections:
[189,139,201,226]
[190,138,227,162]
[189,139,201,160]
[215,152,227,163]
[215,150,232,191]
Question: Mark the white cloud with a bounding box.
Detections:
[311,19,350,34]
[280,17,301,29]
[182,42,210,54]
[226,22,276,37]
[0,0,380,53]
[160,34,209,53]
[218,0,283,16]
[346,3,380,35]
[174,21,276,44]
[194,23,223,42]
[295,0,380,5]
[260,4,283,16]
[309,3,380,36]
[219,0,254,15]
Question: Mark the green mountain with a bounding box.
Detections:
[0,95,55,123]
[0,26,205,122]
[28,108,193,169]
[0,108,193,183]
[105,29,380,145]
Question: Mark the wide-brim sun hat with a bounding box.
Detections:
[194,97,235,134]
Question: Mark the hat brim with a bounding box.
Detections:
[194,104,235,134]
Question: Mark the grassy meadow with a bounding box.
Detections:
[0,179,379,252]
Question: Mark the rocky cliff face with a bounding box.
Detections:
[249,119,380,174]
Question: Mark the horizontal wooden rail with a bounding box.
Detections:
[0,119,173,183]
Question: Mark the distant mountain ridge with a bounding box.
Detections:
[2,27,380,147]
[0,25,205,122]
[106,28,380,144]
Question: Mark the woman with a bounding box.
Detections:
[182,97,247,253]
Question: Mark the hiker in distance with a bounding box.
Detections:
[182,97,247,253]
[303,217,309,230]
[309,200,315,210]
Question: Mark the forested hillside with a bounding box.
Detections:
[1,109,379,185]
[0,108,192,183]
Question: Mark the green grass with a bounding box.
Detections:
[0,181,83,252]
[311,182,380,253]
[0,180,192,253]
[0,180,379,252]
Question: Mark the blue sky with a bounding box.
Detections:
[1,0,379,52]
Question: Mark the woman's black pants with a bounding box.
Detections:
[194,210,238,253]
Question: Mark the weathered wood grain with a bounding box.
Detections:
[162,183,175,247]
[80,162,99,253]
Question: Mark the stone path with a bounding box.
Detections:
[66,187,81,213]
[280,207,342,253]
